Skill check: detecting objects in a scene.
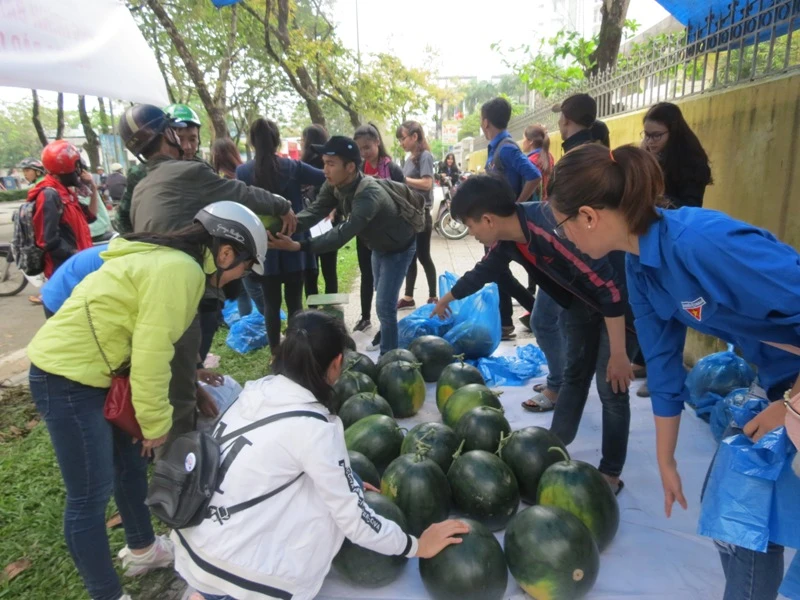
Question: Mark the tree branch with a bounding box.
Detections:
[31,89,48,147]
[56,93,65,140]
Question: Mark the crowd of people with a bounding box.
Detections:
[13,89,800,600]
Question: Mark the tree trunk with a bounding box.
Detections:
[79,96,101,172]
[588,0,631,76]
[97,97,110,135]
[56,93,65,140]
[31,90,49,147]
[144,0,229,139]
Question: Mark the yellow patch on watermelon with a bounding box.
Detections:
[520,580,555,600]
[538,487,595,532]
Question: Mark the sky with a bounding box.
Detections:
[0,0,671,110]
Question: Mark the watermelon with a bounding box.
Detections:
[381,453,451,537]
[409,335,455,382]
[504,505,600,600]
[332,491,409,586]
[377,360,426,418]
[344,351,378,382]
[347,451,381,489]
[339,392,394,429]
[419,518,507,600]
[333,371,377,411]
[499,427,569,504]
[401,422,461,473]
[260,214,282,235]
[376,349,417,374]
[446,324,497,359]
[436,358,485,412]
[448,448,519,531]
[537,447,620,552]
[441,384,502,429]
[344,414,404,473]
[455,406,510,453]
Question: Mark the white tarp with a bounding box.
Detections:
[0,0,169,105]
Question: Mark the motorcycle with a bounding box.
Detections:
[0,242,28,297]
[433,172,469,240]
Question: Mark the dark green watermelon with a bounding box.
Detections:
[333,371,377,411]
[447,325,497,359]
[381,454,451,537]
[436,359,485,412]
[441,384,502,429]
[333,491,409,586]
[448,449,519,531]
[376,349,417,374]
[454,406,510,453]
[537,448,620,552]
[260,214,282,235]
[344,414,404,473]
[401,422,461,474]
[347,450,381,488]
[504,505,600,600]
[377,360,426,418]
[499,427,569,504]
[343,351,378,382]
[419,518,507,600]
[409,335,455,382]
[339,392,394,430]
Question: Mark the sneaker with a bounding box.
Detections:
[501,325,517,341]
[397,298,416,310]
[518,312,531,331]
[367,331,381,352]
[427,297,438,304]
[118,535,174,577]
[353,318,371,333]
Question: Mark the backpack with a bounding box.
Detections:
[356,176,426,233]
[11,201,45,276]
[487,137,521,175]
[146,410,328,529]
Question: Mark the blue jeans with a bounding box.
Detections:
[531,290,565,393]
[28,364,155,600]
[549,302,635,477]
[371,241,416,355]
[242,274,266,316]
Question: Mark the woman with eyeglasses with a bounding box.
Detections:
[547,142,800,600]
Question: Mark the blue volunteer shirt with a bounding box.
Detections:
[486,131,541,199]
[41,245,106,314]
[626,207,800,418]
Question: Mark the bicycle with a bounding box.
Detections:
[0,243,28,297]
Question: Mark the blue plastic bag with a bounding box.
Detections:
[470,344,547,387]
[398,304,454,348]
[685,344,755,421]
[222,299,284,329]
[443,281,501,360]
[226,311,268,354]
[780,552,800,600]
[709,388,748,442]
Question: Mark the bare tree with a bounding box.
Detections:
[589,0,632,75]
[56,93,65,140]
[31,90,49,147]
[79,96,101,171]
[97,97,110,135]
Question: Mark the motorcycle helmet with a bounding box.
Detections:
[164,103,202,128]
[18,157,45,174]
[118,104,185,158]
[194,201,268,276]
[41,140,82,175]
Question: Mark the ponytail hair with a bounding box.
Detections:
[523,124,552,178]
[272,310,352,413]
[353,122,391,159]
[396,120,430,163]
[549,144,666,235]
[250,118,281,193]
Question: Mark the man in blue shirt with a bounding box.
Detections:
[480,97,542,339]
[40,244,107,318]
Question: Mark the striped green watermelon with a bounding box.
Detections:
[344,414,404,473]
[436,359,485,412]
[454,406,510,453]
[376,349,417,374]
[498,427,568,504]
[260,215,282,235]
[339,392,393,430]
[333,371,377,411]
[409,335,455,382]
[343,351,378,382]
[441,384,502,429]
[448,448,519,531]
[381,453,451,537]
[377,360,426,418]
[347,450,381,489]
[401,422,461,474]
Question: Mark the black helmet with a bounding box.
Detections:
[18,157,45,174]
[118,104,185,157]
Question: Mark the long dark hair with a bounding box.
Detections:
[272,310,351,412]
[523,124,552,177]
[397,120,430,164]
[444,153,457,168]
[353,122,391,160]
[250,118,281,193]
[123,223,220,267]
[211,137,243,179]
[644,102,712,190]
[301,124,329,167]
[549,144,668,236]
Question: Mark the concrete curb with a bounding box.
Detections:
[0,347,29,386]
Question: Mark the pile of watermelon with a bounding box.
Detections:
[335,335,620,600]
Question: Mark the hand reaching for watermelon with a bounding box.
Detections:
[281,210,297,236]
[416,520,471,559]
[431,293,455,320]
[267,231,301,252]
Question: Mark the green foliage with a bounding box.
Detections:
[0,100,64,168]
[0,189,28,202]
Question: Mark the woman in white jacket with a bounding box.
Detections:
[174,310,468,600]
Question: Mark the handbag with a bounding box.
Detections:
[85,301,143,439]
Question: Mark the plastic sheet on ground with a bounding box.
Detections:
[315,337,796,600]
[469,344,547,387]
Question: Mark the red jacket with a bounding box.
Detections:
[28,175,94,278]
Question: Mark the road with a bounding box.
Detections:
[0,200,22,243]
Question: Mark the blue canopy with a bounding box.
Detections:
[211,0,241,7]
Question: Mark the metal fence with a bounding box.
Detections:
[474,0,800,150]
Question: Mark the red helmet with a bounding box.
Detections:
[41,140,82,175]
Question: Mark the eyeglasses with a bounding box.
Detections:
[553,214,573,239]
[641,130,668,141]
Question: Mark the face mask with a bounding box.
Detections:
[785,392,800,451]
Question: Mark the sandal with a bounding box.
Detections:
[611,480,625,496]
[521,393,556,412]
[636,382,650,398]
[28,295,42,305]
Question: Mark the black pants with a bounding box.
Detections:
[483,247,535,327]
[405,211,437,298]
[357,237,373,321]
[305,251,339,296]
[260,272,304,350]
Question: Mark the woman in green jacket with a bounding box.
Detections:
[26,201,268,600]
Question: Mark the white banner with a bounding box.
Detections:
[0,0,169,105]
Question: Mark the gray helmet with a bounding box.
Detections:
[194,201,268,275]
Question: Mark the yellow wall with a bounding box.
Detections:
[467,73,800,363]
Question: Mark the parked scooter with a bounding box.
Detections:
[433,172,469,240]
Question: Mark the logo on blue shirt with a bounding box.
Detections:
[681,297,707,321]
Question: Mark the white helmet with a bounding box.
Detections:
[194,201,268,275]
[110,162,123,172]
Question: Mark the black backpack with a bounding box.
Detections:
[11,201,45,276]
[487,137,521,175]
[146,410,327,529]
[356,176,426,233]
